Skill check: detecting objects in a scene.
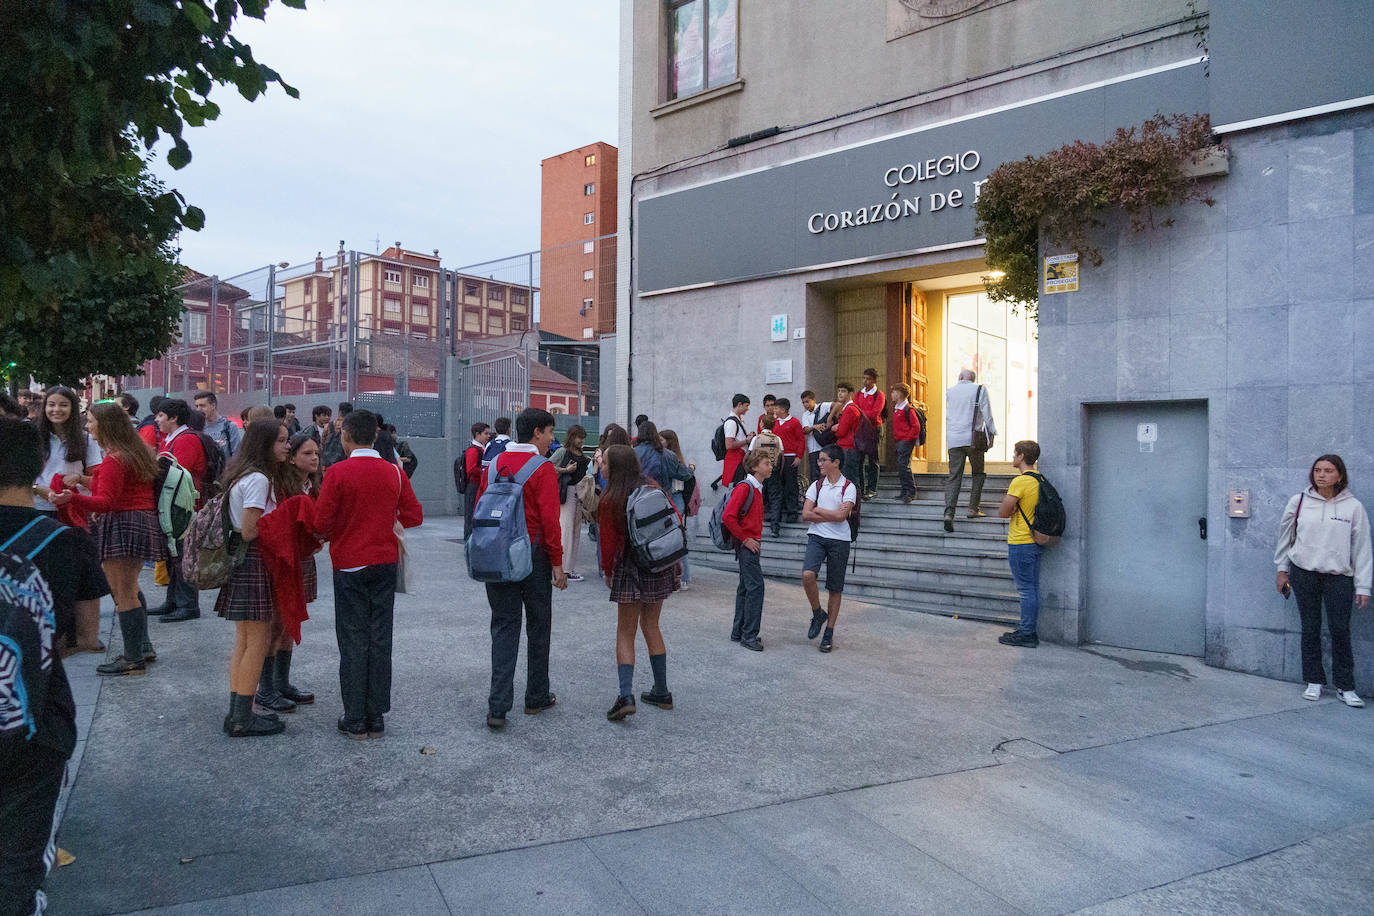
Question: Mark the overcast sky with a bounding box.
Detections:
[154,1,619,281]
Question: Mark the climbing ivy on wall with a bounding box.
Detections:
[974,113,1217,317]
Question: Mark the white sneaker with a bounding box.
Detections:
[1303,683,1323,701]
[1337,689,1366,708]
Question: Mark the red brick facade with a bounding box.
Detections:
[539,142,617,341]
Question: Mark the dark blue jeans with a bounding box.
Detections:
[1008,543,1043,636]
[485,546,553,716]
[732,545,765,641]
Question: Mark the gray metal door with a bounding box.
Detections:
[1084,401,1208,655]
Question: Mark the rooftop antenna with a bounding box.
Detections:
[373,234,381,253]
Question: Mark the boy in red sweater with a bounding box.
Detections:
[889,383,922,504]
[773,397,805,528]
[832,383,864,494]
[152,398,207,622]
[314,409,423,739]
[461,421,491,540]
[724,450,772,651]
[479,407,567,729]
[853,368,886,500]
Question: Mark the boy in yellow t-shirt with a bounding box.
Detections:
[998,440,1043,647]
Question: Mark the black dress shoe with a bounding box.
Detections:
[96,655,146,677]
[486,713,506,730]
[337,716,368,740]
[145,604,172,617]
[523,694,557,715]
[729,632,742,642]
[943,516,955,533]
[807,608,828,640]
[160,607,200,623]
[639,689,674,710]
[365,716,385,739]
[740,637,764,652]
[998,631,1039,648]
[606,695,636,721]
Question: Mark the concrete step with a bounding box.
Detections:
[689,531,1011,577]
[689,548,1022,616]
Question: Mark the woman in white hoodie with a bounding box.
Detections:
[1275,454,1371,707]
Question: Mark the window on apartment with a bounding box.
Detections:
[304,278,313,296]
[464,281,480,298]
[583,328,595,339]
[583,241,595,254]
[585,154,596,166]
[384,268,402,283]
[666,0,738,101]
[488,285,505,302]
[511,289,528,306]
[511,317,525,331]
[186,312,207,345]
[384,298,401,314]
[412,303,429,320]
[584,269,594,281]
[413,274,429,289]
[584,183,595,195]
[583,212,595,225]
[582,298,594,315]
[488,315,505,335]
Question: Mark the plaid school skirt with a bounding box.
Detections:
[214,542,277,623]
[302,554,318,604]
[608,551,680,604]
[93,509,167,563]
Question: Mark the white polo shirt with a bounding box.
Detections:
[805,474,856,541]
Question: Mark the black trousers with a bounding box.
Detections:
[165,535,200,612]
[463,481,480,539]
[732,545,765,641]
[762,473,782,527]
[485,546,553,716]
[1290,565,1357,691]
[780,456,800,522]
[0,743,65,916]
[333,563,398,722]
[842,449,863,491]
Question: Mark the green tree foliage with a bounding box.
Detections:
[0,0,303,386]
[974,114,1216,317]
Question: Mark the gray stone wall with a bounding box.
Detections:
[1037,107,1374,687]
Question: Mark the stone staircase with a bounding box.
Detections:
[689,471,1021,625]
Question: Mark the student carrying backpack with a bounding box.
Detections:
[709,481,755,551]
[1018,472,1066,546]
[154,454,199,557]
[625,485,688,573]
[467,456,548,582]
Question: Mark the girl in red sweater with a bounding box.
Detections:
[598,445,679,721]
[252,432,323,714]
[54,402,163,677]
[216,420,292,737]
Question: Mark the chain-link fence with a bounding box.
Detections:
[120,237,611,443]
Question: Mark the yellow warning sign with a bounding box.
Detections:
[1043,253,1079,294]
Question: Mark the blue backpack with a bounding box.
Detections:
[466,456,548,582]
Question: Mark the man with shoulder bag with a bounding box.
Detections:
[943,369,996,532]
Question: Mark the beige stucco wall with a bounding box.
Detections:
[630,0,1201,174]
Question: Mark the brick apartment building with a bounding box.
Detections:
[539,142,618,341]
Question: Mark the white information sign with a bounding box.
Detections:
[771,314,788,342]
[765,359,793,384]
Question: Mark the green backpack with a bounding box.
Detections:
[154,454,200,556]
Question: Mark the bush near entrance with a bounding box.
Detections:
[974,113,1217,318]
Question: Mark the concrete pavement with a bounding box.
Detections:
[46,518,1374,914]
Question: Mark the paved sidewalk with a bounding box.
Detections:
[46,519,1374,914]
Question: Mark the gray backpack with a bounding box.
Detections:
[625,485,688,573]
[465,456,548,583]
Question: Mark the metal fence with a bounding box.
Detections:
[121,236,611,441]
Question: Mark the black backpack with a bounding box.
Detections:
[0,517,64,751]
[1019,472,1066,546]
[903,405,929,447]
[195,432,225,496]
[710,419,728,462]
[454,445,480,492]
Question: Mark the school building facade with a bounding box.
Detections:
[617,0,1374,684]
